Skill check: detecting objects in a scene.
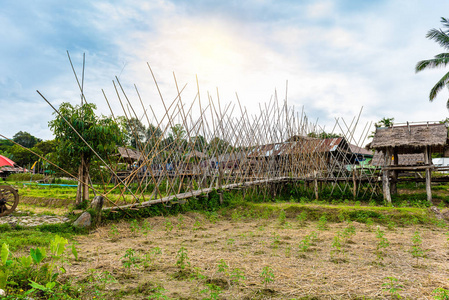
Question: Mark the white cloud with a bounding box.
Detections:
[306,0,335,19]
[2,0,449,147]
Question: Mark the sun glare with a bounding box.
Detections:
[188,27,243,82]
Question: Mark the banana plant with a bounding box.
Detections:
[0,243,13,290]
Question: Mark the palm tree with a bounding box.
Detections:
[416,17,449,109]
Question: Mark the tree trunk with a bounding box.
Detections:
[75,163,83,206]
[75,154,90,206]
[382,149,392,204]
[83,159,90,202]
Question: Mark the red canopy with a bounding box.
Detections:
[0,155,15,167]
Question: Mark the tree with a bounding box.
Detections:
[169,124,186,141]
[415,17,449,109]
[117,116,162,152]
[207,137,231,155]
[49,102,122,205]
[307,132,342,139]
[9,144,35,166]
[33,140,57,156]
[168,124,187,151]
[369,117,395,139]
[30,140,58,174]
[12,131,41,148]
[142,124,163,157]
[192,135,207,152]
[0,139,13,153]
[122,117,146,150]
[375,117,394,128]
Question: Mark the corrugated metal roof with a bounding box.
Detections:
[248,137,351,158]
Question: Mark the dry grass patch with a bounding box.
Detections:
[62,211,449,299]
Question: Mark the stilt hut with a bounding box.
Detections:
[369,123,448,203]
[114,147,144,182]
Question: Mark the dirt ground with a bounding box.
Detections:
[64,212,449,299]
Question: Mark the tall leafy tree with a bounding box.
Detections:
[208,137,231,155]
[116,116,162,152]
[145,123,163,153]
[9,144,35,166]
[49,102,122,205]
[33,140,57,156]
[416,17,449,109]
[168,124,187,151]
[12,131,41,148]
[0,139,14,158]
[121,117,147,149]
[307,132,342,139]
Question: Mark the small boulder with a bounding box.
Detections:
[73,212,91,228]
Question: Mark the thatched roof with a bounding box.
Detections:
[117,147,142,161]
[370,123,448,151]
[371,151,425,166]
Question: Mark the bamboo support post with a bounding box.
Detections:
[424,146,432,203]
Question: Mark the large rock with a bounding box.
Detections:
[73,212,91,228]
[73,196,104,228]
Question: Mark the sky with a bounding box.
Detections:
[2,0,449,146]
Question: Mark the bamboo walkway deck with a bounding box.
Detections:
[103,176,292,211]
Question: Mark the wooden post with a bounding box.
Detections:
[391,149,398,195]
[218,163,223,205]
[382,148,392,204]
[352,168,357,199]
[314,175,319,200]
[424,146,432,203]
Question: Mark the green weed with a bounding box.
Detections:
[410,230,425,265]
[200,283,222,300]
[317,215,328,231]
[230,268,246,285]
[296,211,308,227]
[121,248,140,273]
[382,276,403,299]
[176,247,190,270]
[217,259,229,276]
[375,227,389,264]
[278,210,286,225]
[164,219,174,232]
[433,287,449,300]
[260,265,275,288]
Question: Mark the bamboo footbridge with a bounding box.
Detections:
[5,61,418,213]
[75,66,381,212]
